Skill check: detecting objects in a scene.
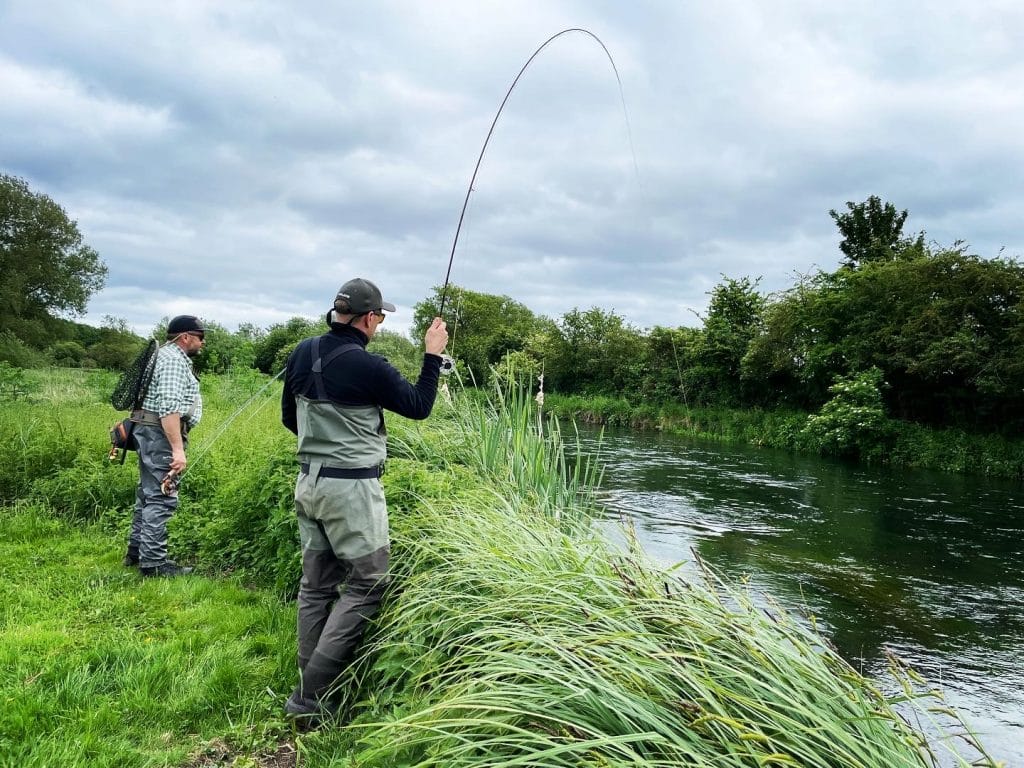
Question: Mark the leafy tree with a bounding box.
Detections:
[0,175,107,343]
[829,195,925,269]
[412,285,546,385]
[745,246,1024,431]
[251,317,324,374]
[87,328,145,370]
[0,331,49,368]
[692,276,765,405]
[641,326,701,404]
[540,307,643,395]
[50,340,87,367]
[367,329,421,380]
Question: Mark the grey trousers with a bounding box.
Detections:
[293,470,390,701]
[127,424,181,568]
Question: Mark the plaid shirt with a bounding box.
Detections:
[142,343,202,427]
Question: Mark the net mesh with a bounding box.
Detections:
[110,340,159,411]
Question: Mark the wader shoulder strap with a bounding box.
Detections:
[310,336,362,399]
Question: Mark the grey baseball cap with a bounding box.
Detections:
[332,278,396,314]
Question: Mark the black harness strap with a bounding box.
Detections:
[310,336,362,399]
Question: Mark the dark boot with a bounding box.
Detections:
[284,652,343,726]
[140,561,194,578]
[123,547,140,567]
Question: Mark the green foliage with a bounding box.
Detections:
[695,276,765,405]
[0,361,32,400]
[368,329,422,380]
[0,330,51,368]
[174,449,301,596]
[251,316,323,374]
[540,306,644,395]
[48,340,86,367]
[492,349,541,390]
[802,367,894,460]
[640,325,699,404]
[746,246,1024,430]
[195,321,256,375]
[0,174,107,341]
[84,327,145,370]
[829,195,925,269]
[413,284,547,385]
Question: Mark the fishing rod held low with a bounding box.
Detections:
[437,27,636,318]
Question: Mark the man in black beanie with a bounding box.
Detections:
[281,278,447,724]
[123,315,205,577]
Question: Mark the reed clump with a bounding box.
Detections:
[340,372,997,767]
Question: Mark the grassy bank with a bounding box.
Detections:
[0,368,1003,766]
[0,503,296,767]
[544,393,1024,479]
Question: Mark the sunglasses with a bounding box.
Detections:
[372,311,386,322]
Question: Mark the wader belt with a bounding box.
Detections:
[131,409,190,435]
[130,409,162,426]
[300,462,384,479]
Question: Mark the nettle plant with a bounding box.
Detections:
[803,366,893,459]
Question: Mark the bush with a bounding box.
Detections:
[0,362,32,400]
[802,367,895,460]
[0,331,50,368]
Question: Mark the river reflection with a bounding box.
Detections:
[575,425,1024,766]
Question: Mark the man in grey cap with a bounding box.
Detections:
[123,314,205,577]
[281,278,448,724]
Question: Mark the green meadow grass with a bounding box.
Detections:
[0,367,1003,767]
[0,503,296,768]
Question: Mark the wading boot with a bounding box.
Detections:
[284,653,342,729]
[140,561,193,578]
[122,547,140,567]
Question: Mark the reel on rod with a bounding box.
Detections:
[439,354,456,376]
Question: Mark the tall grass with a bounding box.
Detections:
[339,400,997,767]
[0,366,1003,767]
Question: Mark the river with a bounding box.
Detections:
[577,425,1024,766]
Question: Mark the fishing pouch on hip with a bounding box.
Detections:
[110,418,137,452]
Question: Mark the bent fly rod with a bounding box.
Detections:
[437,27,639,318]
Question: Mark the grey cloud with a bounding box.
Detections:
[2,0,1021,336]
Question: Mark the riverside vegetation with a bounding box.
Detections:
[0,363,1004,767]
[6,176,1024,478]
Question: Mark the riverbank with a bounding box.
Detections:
[544,393,1024,479]
[0,369,1003,766]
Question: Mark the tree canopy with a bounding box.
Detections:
[413,285,547,385]
[0,174,107,344]
[829,195,925,269]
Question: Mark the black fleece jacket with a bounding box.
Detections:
[281,323,443,435]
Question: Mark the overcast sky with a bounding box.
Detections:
[2,1,1022,337]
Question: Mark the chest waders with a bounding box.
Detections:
[288,335,393,720]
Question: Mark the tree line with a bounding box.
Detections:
[407,197,1023,437]
[3,172,1022,436]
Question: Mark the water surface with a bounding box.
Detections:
[578,425,1024,765]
